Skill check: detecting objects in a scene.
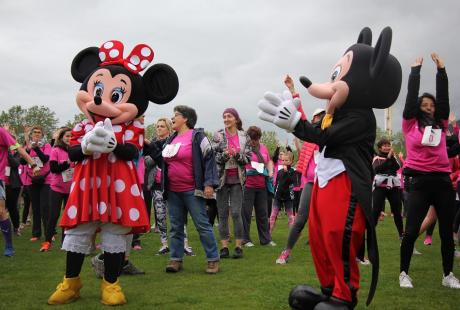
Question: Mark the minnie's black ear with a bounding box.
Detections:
[71,47,101,83]
[370,27,392,79]
[143,63,179,104]
[357,27,372,45]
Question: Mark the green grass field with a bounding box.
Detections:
[1,213,459,309]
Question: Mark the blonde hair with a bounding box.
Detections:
[156,117,173,134]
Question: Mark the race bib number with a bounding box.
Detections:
[251,161,265,174]
[162,142,181,158]
[421,126,441,147]
[31,156,43,168]
[62,168,74,183]
[5,166,11,177]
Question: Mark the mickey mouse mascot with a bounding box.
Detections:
[258,27,402,309]
[48,40,178,306]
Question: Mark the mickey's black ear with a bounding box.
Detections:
[71,47,101,83]
[357,27,372,45]
[370,27,392,79]
[143,63,179,104]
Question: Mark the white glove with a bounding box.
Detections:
[257,90,302,132]
[81,118,117,154]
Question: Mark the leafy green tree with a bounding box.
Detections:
[145,123,156,141]
[261,131,279,157]
[0,105,58,142]
[64,113,86,129]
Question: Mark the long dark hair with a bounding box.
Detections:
[55,127,72,149]
[417,92,444,130]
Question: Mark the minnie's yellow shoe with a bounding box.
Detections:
[47,276,82,305]
[101,278,127,306]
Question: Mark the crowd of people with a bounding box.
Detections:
[1,54,460,306]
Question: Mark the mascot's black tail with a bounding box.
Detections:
[366,224,379,306]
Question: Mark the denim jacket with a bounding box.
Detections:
[147,128,219,199]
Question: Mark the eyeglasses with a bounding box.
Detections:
[32,131,42,134]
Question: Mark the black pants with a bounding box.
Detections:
[372,187,404,237]
[206,198,218,226]
[5,186,21,229]
[45,190,68,243]
[266,192,273,221]
[400,174,455,275]
[30,183,50,238]
[241,187,271,245]
[22,186,32,224]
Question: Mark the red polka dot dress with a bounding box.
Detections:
[60,119,150,233]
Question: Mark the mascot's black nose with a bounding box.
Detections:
[94,96,102,105]
[299,76,312,89]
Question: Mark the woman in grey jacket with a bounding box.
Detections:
[212,108,251,259]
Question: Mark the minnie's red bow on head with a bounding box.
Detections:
[98,40,154,74]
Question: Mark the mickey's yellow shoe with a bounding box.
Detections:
[101,278,127,306]
[47,276,82,305]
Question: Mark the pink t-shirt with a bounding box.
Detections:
[403,118,450,173]
[165,129,195,192]
[0,128,17,182]
[49,146,72,193]
[24,143,52,184]
[245,143,269,189]
[226,129,240,178]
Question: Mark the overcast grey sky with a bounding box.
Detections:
[1,0,459,142]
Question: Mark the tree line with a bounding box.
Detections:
[1,105,404,159]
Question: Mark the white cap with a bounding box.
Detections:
[312,108,326,117]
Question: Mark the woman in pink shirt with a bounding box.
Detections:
[241,126,274,247]
[161,105,220,274]
[40,127,72,252]
[399,53,460,289]
[25,126,52,241]
[213,108,251,259]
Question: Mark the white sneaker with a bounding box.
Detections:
[356,257,370,266]
[268,241,277,247]
[244,242,255,248]
[442,272,460,289]
[413,247,422,255]
[399,271,413,288]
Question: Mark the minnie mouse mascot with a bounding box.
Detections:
[48,40,178,306]
[258,27,402,309]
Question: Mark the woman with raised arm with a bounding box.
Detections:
[399,53,460,289]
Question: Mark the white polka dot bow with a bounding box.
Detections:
[98,40,154,74]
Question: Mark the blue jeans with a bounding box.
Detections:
[167,191,219,262]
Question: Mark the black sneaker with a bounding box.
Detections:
[232,247,243,259]
[220,247,230,258]
[122,261,145,275]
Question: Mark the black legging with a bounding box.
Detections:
[400,174,455,276]
[206,198,218,226]
[45,190,68,243]
[22,186,32,224]
[372,187,404,238]
[30,183,50,238]
[5,186,21,230]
